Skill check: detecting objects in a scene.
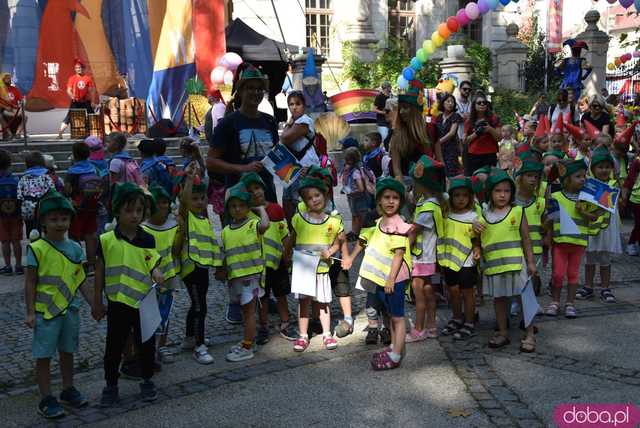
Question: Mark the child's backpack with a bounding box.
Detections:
[319,154,337,187]
[76,169,103,210]
[0,174,19,217]
[360,166,377,195]
[142,160,174,196]
[122,158,144,184]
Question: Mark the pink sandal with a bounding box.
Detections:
[370,351,401,371]
[293,337,309,352]
[323,335,337,350]
[425,327,439,339]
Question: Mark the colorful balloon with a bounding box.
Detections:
[456,9,470,27]
[211,65,226,84]
[416,48,428,62]
[619,0,633,8]
[219,52,243,72]
[465,2,480,20]
[487,0,499,10]
[635,0,640,11]
[615,58,622,66]
[633,51,640,58]
[438,23,451,39]
[478,0,490,14]
[432,31,444,48]
[607,63,615,70]
[397,75,409,90]
[499,0,510,5]
[606,0,617,3]
[223,70,234,85]
[423,39,434,54]
[410,57,423,71]
[402,67,415,81]
[446,17,460,33]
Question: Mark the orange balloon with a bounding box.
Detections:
[614,58,622,66]
[438,23,451,39]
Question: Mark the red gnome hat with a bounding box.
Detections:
[614,121,638,147]
[552,113,564,135]
[565,123,585,141]
[583,120,600,140]
[616,111,627,128]
[535,114,550,138]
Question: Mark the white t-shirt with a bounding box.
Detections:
[456,97,472,140]
[413,197,438,264]
[289,114,318,167]
[549,104,579,125]
[448,210,478,267]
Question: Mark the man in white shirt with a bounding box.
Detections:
[456,81,473,140]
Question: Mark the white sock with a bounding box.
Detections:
[344,316,353,326]
[388,351,401,362]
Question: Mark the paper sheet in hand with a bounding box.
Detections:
[521,278,540,328]
[579,177,619,213]
[262,144,303,188]
[139,285,161,343]
[559,205,580,235]
[291,250,320,296]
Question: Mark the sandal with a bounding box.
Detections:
[370,351,401,371]
[453,323,476,340]
[323,335,338,350]
[293,337,309,352]
[441,319,462,336]
[544,301,560,317]
[519,336,536,353]
[564,303,577,319]
[425,327,439,339]
[488,334,511,349]
[600,289,616,303]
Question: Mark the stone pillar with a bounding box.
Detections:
[576,10,610,98]
[439,45,474,98]
[495,24,528,91]
[342,0,377,63]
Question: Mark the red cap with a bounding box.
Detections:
[74,58,85,68]
[552,113,564,135]
[535,115,550,138]
[565,123,585,141]
[583,120,600,140]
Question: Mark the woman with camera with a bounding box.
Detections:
[462,93,502,175]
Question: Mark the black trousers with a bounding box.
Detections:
[104,300,155,386]
[183,266,209,346]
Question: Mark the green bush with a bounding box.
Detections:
[492,89,538,126]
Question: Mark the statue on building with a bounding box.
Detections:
[302,49,326,113]
[555,39,592,99]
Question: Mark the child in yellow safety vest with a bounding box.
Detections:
[25,190,91,419]
[544,159,599,319]
[290,173,345,352]
[93,182,164,407]
[343,177,411,370]
[439,176,481,340]
[220,183,269,362]
[142,186,181,366]
[474,169,537,352]
[406,155,446,342]
[176,164,221,364]
[577,147,622,303]
[240,172,298,343]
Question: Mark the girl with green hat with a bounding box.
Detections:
[578,147,622,303]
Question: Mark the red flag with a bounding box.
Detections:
[547,0,564,54]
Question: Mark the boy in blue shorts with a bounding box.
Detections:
[24,190,92,418]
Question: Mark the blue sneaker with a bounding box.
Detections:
[38,395,65,419]
[99,386,119,408]
[225,303,243,324]
[140,380,158,402]
[59,386,88,408]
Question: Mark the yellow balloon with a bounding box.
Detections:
[432,31,444,48]
[422,39,434,54]
[607,63,615,70]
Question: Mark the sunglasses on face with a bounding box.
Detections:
[461,87,471,92]
[476,101,487,106]
[591,104,602,109]
[384,109,391,113]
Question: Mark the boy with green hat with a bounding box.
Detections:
[221,182,269,362]
[25,190,91,418]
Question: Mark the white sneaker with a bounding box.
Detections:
[181,336,195,350]
[626,243,639,256]
[226,344,254,362]
[193,344,214,365]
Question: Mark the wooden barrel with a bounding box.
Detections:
[102,98,120,134]
[87,113,103,138]
[69,109,87,139]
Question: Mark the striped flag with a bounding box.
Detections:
[547,0,563,54]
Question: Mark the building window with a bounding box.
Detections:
[389,0,415,50]
[306,0,332,57]
[458,0,482,43]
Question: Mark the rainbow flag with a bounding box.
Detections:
[330,89,378,123]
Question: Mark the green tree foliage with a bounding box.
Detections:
[492,88,539,126]
[519,13,561,95]
[462,39,493,91]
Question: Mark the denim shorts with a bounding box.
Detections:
[32,308,80,359]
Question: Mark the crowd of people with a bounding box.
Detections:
[4,61,640,419]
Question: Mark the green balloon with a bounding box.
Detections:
[422,40,434,54]
[416,48,428,63]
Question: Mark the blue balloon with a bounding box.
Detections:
[487,0,499,9]
[402,67,415,81]
[499,0,510,5]
[410,57,423,71]
[634,0,640,11]
[397,75,409,90]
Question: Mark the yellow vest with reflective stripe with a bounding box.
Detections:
[522,197,545,255]
[359,219,412,287]
[142,224,179,281]
[249,211,288,270]
[481,206,524,276]
[631,165,640,204]
[412,199,444,261]
[181,211,222,278]
[440,216,475,272]
[101,231,161,308]
[551,192,589,247]
[537,180,548,199]
[292,212,342,274]
[222,218,264,280]
[30,239,86,320]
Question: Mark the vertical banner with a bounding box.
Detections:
[1,0,40,95]
[193,0,226,92]
[122,0,154,99]
[547,0,563,54]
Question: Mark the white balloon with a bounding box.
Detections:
[223,70,234,86]
[211,65,226,84]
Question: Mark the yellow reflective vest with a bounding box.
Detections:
[142,223,179,281]
[30,239,86,320]
[440,214,476,272]
[249,209,288,270]
[520,197,545,255]
[411,198,444,263]
[222,218,264,280]
[101,230,161,308]
[291,212,342,274]
[181,211,222,278]
[551,192,590,247]
[358,218,412,287]
[481,206,524,276]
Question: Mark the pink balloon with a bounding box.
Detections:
[606,0,617,3]
[465,2,480,20]
[633,51,640,58]
[456,9,470,27]
[211,65,226,85]
[220,52,243,71]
